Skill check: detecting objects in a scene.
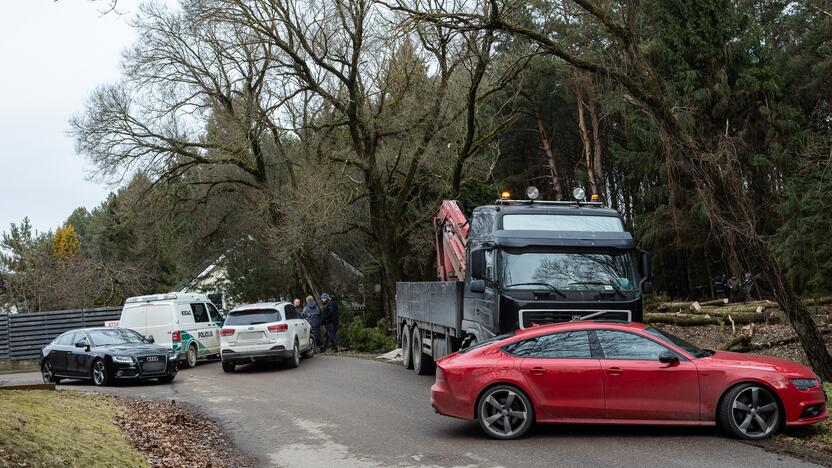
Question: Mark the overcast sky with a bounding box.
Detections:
[0,1,140,235]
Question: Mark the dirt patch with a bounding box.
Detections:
[115,399,257,468]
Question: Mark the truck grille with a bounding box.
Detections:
[138,355,167,374]
[520,310,631,328]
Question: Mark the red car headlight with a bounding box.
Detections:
[790,378,819,390]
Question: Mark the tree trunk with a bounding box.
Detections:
[534,106,563,200]
[585,74,604,196]
[574,81,598,197]
[759,246,832,378]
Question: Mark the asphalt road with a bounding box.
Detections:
[1,356,821,468]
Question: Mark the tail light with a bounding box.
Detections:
[267,323,288,333]
[219,328,235,336]
[171,331,181,342]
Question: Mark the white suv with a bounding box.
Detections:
[220,302,314,372]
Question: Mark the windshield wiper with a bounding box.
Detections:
[503,282,566,298]
[568,281,627,298]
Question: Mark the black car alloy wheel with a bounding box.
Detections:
[92,360,108,386]
[41,361,54,384]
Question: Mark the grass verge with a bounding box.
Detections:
[0,390,148,468]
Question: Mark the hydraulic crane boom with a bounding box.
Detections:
[434,200,469,281]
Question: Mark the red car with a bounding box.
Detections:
[431,321,827,440]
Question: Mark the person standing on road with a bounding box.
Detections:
[301,295,321,347]
[320,293,339,353]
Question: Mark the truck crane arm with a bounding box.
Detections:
[434,200,469,281]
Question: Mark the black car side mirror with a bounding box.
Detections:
[659,351,679,364]
[470,279,486,294]
[74,341,87,349]
[146,335,155,344]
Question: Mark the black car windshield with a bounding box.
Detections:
[88,329,148,346]
[501,248,637,292]
[225,309,282,326]
[643,327,713,358]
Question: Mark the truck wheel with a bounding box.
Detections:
[401,324,413,370]
[412,327,435,375]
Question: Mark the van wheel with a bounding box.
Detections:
[302,337,315,359]
[182,343,198,368]
[401,324,413,370]
[412,327,435,375]
[222,361,235,373]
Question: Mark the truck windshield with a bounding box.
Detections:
[502,214,623,232]
[501,249,637,292]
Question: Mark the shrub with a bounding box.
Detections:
[338,319,396,353]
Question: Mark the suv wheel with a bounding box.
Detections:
[718,383,782,440]
[302,337,315,359]
[288,340,300,368]
[477,385,534,440]
[222,361,236,373]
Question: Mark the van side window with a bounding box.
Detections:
[206,303,222,322]
[283,304,298,320]
[190,303,209,323]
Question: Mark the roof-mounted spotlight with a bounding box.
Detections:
[526,186,540,201]
[572,187,586,202]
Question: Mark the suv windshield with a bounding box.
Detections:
[88,329,148,346]
[501,248,636,292]
[226,309,282,326]
[644,327,713,358]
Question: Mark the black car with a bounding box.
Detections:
[40,328,178,386]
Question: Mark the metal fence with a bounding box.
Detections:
[0,307,121,360]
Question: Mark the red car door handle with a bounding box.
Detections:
[606,367,623,376]
[529,367,545,375]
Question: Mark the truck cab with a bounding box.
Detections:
[462,199,651,343]
[396,188,652,374]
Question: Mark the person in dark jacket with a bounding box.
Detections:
[320,293,339,353]
[301,295,321,347]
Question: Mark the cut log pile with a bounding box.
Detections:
[647,296,832,353]
[647,296,832,327]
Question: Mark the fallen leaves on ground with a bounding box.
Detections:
[114,399,255,468]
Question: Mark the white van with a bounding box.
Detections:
[119,293,225,368]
